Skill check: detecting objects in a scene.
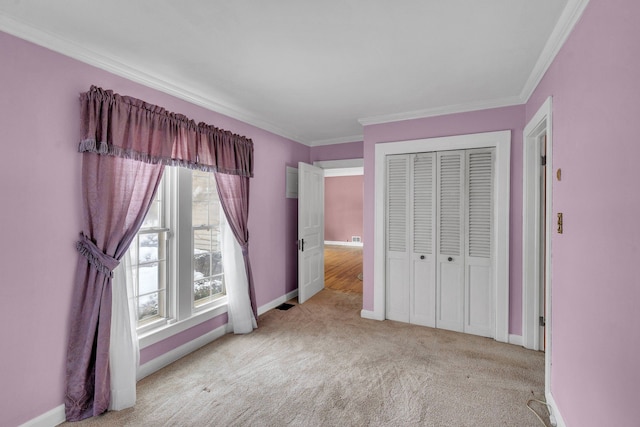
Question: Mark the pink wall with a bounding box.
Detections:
[362,106,525,334]
[526,0,640,425]
[0,31,309,426]
[7,0,637,424]
[310,140,363,162]
[324,176,364,243]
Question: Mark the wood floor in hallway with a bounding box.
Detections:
[324,244,363,294]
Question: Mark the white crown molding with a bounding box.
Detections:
[309,134,364,147]
[0,12,306,145]
[0,0,590,147]
[358,95,522,127]
[519,0,591,103]
[357,0,590,128]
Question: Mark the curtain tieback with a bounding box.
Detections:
[241,245,249,256]
[76,233,120,277]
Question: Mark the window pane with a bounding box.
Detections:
[193,230,212,280]
[129,172,169,330]
[192,170,224,308]
[139,233,159,263]
[192,174,216,226]
[129,236,139,267]
[142,200,160,228]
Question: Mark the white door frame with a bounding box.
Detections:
[370,131,511,343]
[522,97,553,390]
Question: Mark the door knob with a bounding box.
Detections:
[420,255,425,260]
[448,257,453,262]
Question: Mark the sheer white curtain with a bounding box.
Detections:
[109,253,138,410]
[222,217,257,334]
[106,212,253,413]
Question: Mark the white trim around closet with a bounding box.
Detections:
[372,131,511,343]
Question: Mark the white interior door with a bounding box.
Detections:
[411,153,437,327]
[384,147,495,337]
[298,162,325,303]
[436,151,465,333]
[385,155,410,322]
[464,149,495,337]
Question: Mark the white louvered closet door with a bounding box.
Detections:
[464,149,495,337]
[385,155,410,322]
[436,151,466,333]
[411,153,436,327]
[385,148,495,337]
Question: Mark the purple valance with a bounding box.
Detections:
[79,86,253,177]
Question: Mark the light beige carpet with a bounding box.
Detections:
[65,289,549,426]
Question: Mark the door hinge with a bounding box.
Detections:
[541,155,547,166]
[539,316,546,327]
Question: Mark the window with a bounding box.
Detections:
[130,178,168,329]
[192,170,225,308]
[130,167,227,334]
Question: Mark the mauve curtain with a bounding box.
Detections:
[66,155,164,420]
[79,86,253,177]
[66,86,254,421]
[215,172,257,319]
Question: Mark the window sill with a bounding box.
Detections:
[138,297,228,349]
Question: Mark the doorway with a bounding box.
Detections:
[522,97,553,394]
[297,159,364,302]
[320,161,364,296]
[324,245,363,294]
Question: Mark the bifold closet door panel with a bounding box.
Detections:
[385,148,495,337]
[436,151,465,333]
[411,153,436,327]
[464,149,494,337]
[385,155,410,323]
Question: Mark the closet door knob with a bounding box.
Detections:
[448,257,453,262]
[420,255,425,260]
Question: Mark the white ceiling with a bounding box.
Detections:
[0,1,588,146]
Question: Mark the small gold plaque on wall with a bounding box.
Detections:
[557,212,563,234]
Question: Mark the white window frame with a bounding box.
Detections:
[135,167,229,349]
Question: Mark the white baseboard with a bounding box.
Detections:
[509,334,524,346]
[19,404,65,427]
[257,289,298,316]
[324,240,363,247]
[139,288,300,379]
[23,290,303,427]
[546,391,566,427]
[361,309,384,321]
[137,323,228,381]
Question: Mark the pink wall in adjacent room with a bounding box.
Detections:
[362,106,525,334]
[526,0,640,425]
[324,176,364,243]
[0,30,309,427]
